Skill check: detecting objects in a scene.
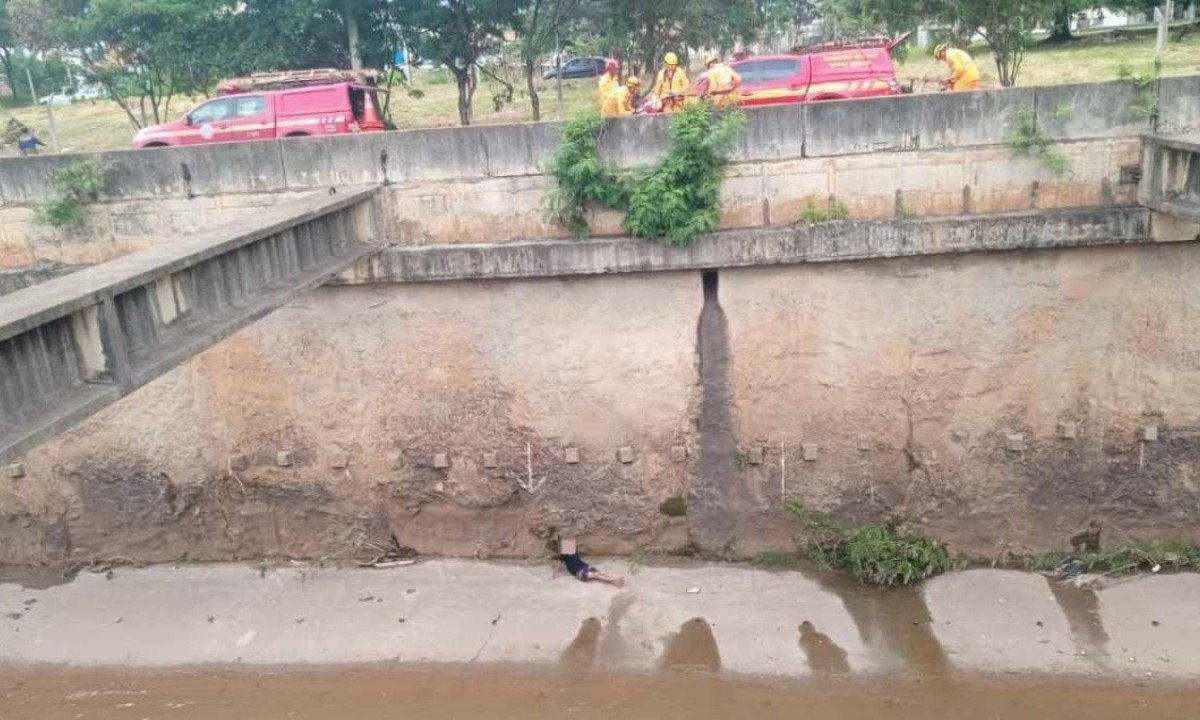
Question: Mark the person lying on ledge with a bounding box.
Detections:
[559,537,625,588]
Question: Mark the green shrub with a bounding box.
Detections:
[783,500,949,586]
[1117,63,1159,121]
[623,103,745,247]
[546,112,630,238]
[1032,541,1200,575]
[1005,107,1069,177]
[34,161,105,229]
[752,551,801,568]
[547,102,745,246]
[832,524,950,586]
[658,495,687,517]
[800,196,850,224]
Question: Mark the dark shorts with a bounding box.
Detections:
[574,565,595,581]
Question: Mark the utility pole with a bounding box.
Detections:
[555,29,564,119]
[25,67,59,154]
[1156,1,1174,72]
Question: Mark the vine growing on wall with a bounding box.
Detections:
[34,160,105,229]
[547,103,745,247]
[1005,107,1069,177]
[546,113,630,238]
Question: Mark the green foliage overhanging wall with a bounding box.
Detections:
[548,103,745,247]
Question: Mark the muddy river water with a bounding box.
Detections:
[4,559,1200,717]
[5,665,1200,719]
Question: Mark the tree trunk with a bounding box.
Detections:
[0,49,18,103]
[452,66,472,126]
[345,10,363,70]
[524,57,540,122]
[1046,5,1074,43]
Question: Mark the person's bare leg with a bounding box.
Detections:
[588,571,625,588]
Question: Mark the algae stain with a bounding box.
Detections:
[560,617,602,673]
[798,620,851,674]
[660,617,721,673]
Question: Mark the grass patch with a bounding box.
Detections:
[784,500,950,586]
[800,196,850,224]
[34,160,104,228]
[1005,107,1070,176]
[982,541,1200,576]
[752,551,801,568]
[628,545,648,575]
[658,495,687,517]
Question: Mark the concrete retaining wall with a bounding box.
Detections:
[5,233,1200,563]
[3,77,1193,268]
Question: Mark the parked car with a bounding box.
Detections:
[76,85,106,101]
[38,93,72,107]
[689,36,907,108]
[133,69,387,148]
[543,57,606,80]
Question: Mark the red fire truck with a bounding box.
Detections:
[133,69,389,149]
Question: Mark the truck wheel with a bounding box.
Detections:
[284,132,310,138]
[143,142,169,148]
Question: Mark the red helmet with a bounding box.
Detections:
[605,58,620,73]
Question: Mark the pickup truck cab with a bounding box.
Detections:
[690,36,907,108]
[134,70,387,148]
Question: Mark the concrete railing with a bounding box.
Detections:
[1140,134,1200,221]
[1,76,1197,267]
[0,188,379,464]
[340,207,1150,284]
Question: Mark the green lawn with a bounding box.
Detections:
[2,29,1198,156]
[897,26,1200,87]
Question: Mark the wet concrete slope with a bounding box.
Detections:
[2,561,1199,681]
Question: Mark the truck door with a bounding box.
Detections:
[736,58,807,107]
[183,97,235,145]
[227,95,273,142]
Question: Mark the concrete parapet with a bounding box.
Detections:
[1157,75,1200,135]
[338,207,1151,284]
[1034,81,1148,141]
[0,188,380,462]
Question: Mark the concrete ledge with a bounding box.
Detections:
[338,207,1152,284]
[1158,75,1200,135]
[0,188,376,343]
[0,77,1186,208]
[1035,82,1147,141]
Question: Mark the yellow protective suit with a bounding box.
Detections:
[654,66,690,112]
[598,73,618,110]
[704,63,742,107]
[601,85,636,116]
[944,48,980,91]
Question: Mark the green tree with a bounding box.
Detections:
[10,0,243,128]
[951,0,1047,87]
[589,0,760,78]
[395,0,524,126]
[517,0,581,121]
[0,0,19,101]
[1045,0,1093,43]
[825,0,1056,87]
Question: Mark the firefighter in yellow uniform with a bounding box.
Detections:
[703,54,741,108]
[598,59,620,111]
[654,52,690,113]
[934,43,980,91]
[602,76,640,116]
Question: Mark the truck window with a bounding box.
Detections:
[755,59,802,82]
[190,98,234,124]
[235,96,267,117]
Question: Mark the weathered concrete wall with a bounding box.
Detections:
[0,273,702,563]
[4,77,1192,269]
[5,234,1200,563]
[720,242,1200,551]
